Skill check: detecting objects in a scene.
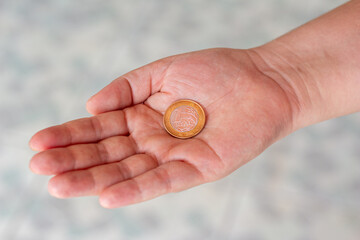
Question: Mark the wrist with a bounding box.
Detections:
[248,1,360,132]
[247,44,322,132]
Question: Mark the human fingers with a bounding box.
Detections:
[29,110,128,151]
[30,135,137,175]
[86,57,174,115]
[99,161,204,208]
[47,154,158,198]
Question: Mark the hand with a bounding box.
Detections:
[29,48,293,208]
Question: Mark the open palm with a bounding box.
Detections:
[30,48,293,208]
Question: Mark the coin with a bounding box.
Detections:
[163,99,206,139]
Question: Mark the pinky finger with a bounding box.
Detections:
[99,161,204,208]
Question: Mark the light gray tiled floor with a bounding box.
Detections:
[1,0,359,239]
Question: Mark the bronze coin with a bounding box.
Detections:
[163,99,206,139]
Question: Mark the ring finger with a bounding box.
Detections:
[48,154,158,198]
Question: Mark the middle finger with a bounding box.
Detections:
[30,135,137,175]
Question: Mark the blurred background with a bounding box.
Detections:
[1,0,359,239]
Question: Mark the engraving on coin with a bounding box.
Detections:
[163,99,206,139]
[170,106,199,132]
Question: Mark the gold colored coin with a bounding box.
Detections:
[163,99,206,139]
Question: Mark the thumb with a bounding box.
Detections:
[86,57,173,115]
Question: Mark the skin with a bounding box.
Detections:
[29,1,360,208]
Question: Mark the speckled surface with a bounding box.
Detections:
[1,0,359,239]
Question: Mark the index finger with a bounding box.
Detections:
[29,110,128,151]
